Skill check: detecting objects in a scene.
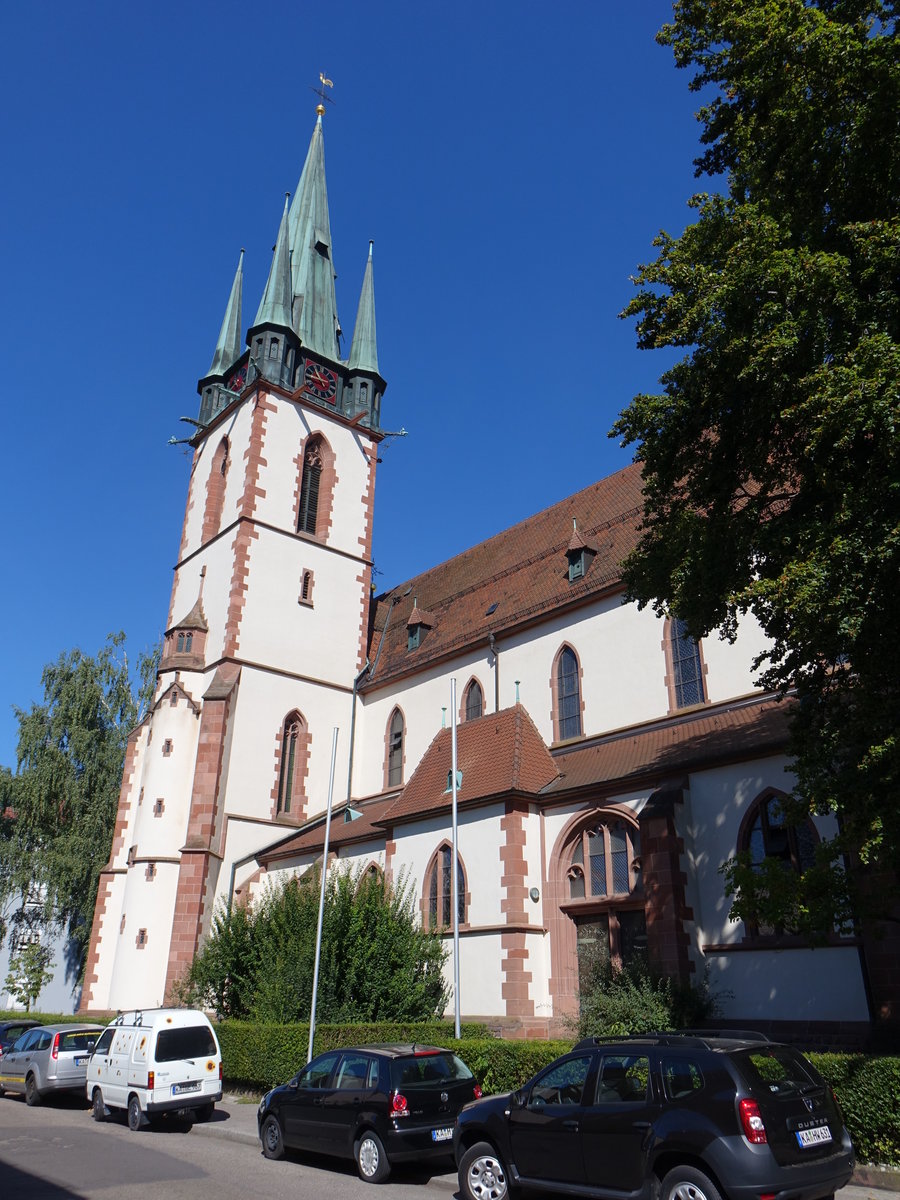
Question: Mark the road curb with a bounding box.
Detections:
[852,1166,900,1193]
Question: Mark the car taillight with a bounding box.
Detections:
[391,1090,409,1117]
[473,1084,482,1100]
[51,1034,60,1061]
[148,1071,155,1090]
[219,1062,223,1080]
[739,1098,767,1144]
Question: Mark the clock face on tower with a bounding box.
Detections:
[303,359,337,403]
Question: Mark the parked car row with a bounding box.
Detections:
[0,1014,857,1200]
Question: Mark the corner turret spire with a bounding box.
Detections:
[253,194,293,331]
[207,249,244,377]
[348,241,378,374]
[287,115,342,362]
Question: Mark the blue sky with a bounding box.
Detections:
[1,0,704,768]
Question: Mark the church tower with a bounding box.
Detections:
[80,102,386,1010]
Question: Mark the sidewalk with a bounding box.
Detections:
[198,1096,900,1198]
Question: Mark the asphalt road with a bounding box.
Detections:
[0,1092,457,1200]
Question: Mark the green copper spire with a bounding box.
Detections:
[207,249,244,376]
[287,114,342,362]
[348,241,378,374]
[253,194,293,330]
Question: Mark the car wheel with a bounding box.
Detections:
[260,1114,285,1160]
[25,1075,42,1107]
[459,1141,512,1200]
[355,1130,391,1183]
[91,1089,106,1122]
[193,1102,215,1123]
[127,1094,143,1131]
[660,1166,724,1200]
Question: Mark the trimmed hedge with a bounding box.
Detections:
[811,1053,900,1165]
[216,1021,492,1091]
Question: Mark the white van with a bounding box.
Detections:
[87,1008,222,1130]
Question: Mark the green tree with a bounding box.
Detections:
[5,940,54,1012]
[178,865,450,1023]
[0,633,159,982]
[612,2,900,935]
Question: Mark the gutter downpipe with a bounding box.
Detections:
[489,632,500,712]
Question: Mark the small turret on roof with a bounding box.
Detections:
[253,194,293,332]
[348,241,378,374]
[206,249,244,378]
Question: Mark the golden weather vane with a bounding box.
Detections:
[312,72,335,115]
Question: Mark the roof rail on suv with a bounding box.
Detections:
[574,1029,771,1052]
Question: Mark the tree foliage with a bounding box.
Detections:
[612,2,900,934]
[574,951,723,1039]
[176,865,450,1024]
[5,941,54,1013]
[0,633,158,982]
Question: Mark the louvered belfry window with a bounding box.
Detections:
[298,442,322,535]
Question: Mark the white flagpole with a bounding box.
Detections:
[308,726,339,1063]
[451,679,461,1039]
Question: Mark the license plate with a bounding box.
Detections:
[796,1125,832,1148]
[75,1057,89,1066]
[431,1127,453,1143]
[172,1082,201,1096]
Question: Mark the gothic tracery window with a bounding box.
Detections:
[386,709,404,788]
[669,618,706,708]
[556,645,582,740]
[464,679,483,722]
[426,843,466,929]
[566,816,645,976]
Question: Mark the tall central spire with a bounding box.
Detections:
[287,114,341,363]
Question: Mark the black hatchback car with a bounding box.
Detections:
[454,1032,854,1200]
[257,1043,481,1183]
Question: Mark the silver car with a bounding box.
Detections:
[0,1023,103,1105]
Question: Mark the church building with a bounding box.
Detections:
[80,105,884,1044]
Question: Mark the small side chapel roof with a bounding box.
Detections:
[382,704,559,826]
[166,598,208,635]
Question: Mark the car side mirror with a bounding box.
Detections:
[513,1088,527,1109]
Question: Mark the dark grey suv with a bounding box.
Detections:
[453,1032,854,1200]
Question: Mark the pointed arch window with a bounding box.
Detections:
[426,843,466,929]
[276,711,308,817]
[556,646,582,740]
[564,815,645,976]
[738,790,818,938]
[386,709,404,788]
[669,618,706,708]
[202,437,229,542]
[298,441,322,535]
[464,680,483,722]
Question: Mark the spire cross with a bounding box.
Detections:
[311,72,335,114]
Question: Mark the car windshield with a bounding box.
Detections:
[390,1052,473,1090]
[58,1031,99,1052]
[155,1026,217,1062]
[734,1048,818,1097]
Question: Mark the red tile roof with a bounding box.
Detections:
[547,696,792,794]
[381,704,560,826]
[258,794,400,866]
[363,462,644,688]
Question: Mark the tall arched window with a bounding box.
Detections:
[202,437,229,542]
[464,679,483,722]
[386,708,404,788]
[738,789,818,937]
[426,843,466,929]
[556,645,582,740]
[564,815,644,979]
[298,439,323,535]
[669,618,706,708]
[275,711,307,816]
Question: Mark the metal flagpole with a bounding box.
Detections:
[308,726,339,1063]
[450,679,461,1039]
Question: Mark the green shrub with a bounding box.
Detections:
[812,1053,900,1165]
[175,865,449,1023]
[575,954,724,1037]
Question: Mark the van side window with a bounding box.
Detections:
[93,1028,114,1056]
[155,1025,217,1062]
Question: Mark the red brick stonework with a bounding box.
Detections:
[355,441,378,672]
[639,786,694,981]
[162,679,235,1000]
[79,722,144,1011]
[500,801,534,1017]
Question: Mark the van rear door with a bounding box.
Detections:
[153,1024,219,1102]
